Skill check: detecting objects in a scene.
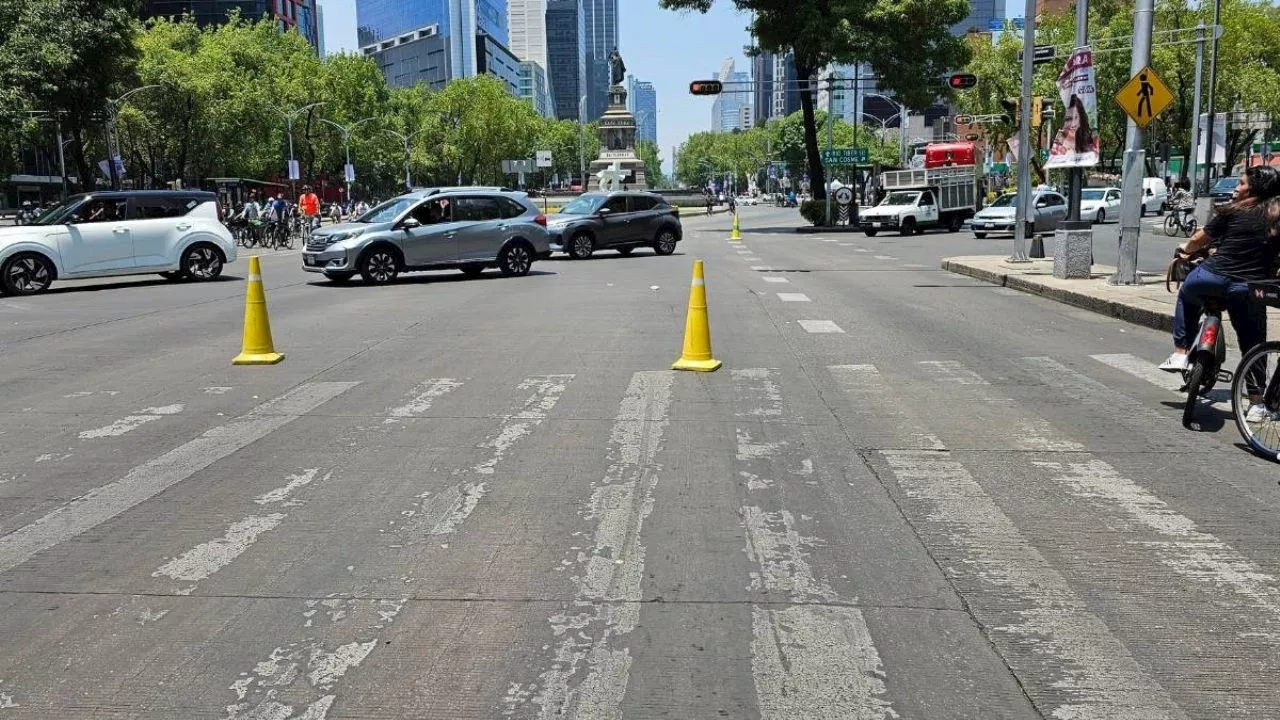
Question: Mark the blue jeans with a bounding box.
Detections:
[1174,265,1266,354]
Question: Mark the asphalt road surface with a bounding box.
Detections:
[1,205,1277,718]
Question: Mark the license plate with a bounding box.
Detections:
[975,223,988,229]
[304,256,315,266]
[872,222,882,228]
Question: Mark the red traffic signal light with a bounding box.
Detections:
[689,80,724,96]
[947,73,978,90]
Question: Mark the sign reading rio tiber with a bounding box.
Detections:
[821,147,870,165]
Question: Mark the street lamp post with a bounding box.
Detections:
[275,102,326,198]
[106,84,163,191]
[864,92,909,167]
[318,116,378,205]
[384,128,428,190]
[579,95,588,190]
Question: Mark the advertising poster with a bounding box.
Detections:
[1046,47,1100,168]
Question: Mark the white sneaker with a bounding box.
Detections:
[1246,403,1274,423]
[1158,353,1189,372]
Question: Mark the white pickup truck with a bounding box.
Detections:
[858,166,981,236]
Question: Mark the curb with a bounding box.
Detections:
[941,259,1175,333]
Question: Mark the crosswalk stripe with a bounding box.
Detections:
[918,360,989,385]
[384,378,464,423]
[776,293,810,302]
[526,371,674,718]
[0,382,359,576]
[829,365,944,450]
[797,320,844,334]
[1090,353,1183,393]
[761,276,790,284]
[880,449,1184,719]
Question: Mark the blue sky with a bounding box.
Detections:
[318,0,754,169]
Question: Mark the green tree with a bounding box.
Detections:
[661,0,969,207]
[637,140,668,187]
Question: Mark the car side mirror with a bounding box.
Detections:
[1035,200,1047,208]
[597,207,612,216]
[401,217,421,230]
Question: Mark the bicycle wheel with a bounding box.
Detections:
[1183,217,1198,238]
[1163,214,1179,237]
[1182,359,1207,429]
[1232,341,1280,461]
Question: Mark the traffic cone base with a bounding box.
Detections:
[232,256,285,366]
[729,213,742,241]
[672,259,722,373]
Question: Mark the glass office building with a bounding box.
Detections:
[142,0,319,47]
[546,0,585,121]
[357,0,508,48]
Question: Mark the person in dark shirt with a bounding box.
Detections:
[1161,166,1280,414]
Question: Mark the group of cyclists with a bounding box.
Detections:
[225,185,372,250]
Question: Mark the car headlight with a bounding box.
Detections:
[325,228,365,246]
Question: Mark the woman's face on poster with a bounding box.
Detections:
[1065,101,1082,131]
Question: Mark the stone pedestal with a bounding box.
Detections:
[588,84,647,191]
[1053,220,1094,279]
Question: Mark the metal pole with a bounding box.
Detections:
[344,135,352,207]
[1011,0,1037,262]
[579,95,587,190]
[106,106,121,191]
[1202,0,1222,194]
[1188,23,1205,195]
[404,137,411,189]
[1066,0,1089,223]
[286,116,296,199]
[825,72,835,226]
[1113,0,1154,285]
[56,118,68,200]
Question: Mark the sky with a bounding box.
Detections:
[317,0,755,171]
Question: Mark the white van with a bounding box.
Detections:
[1141,178,1167,215]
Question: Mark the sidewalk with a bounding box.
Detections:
[941,256,1280,335]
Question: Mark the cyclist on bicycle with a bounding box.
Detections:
[1169,178,1195,222]
[1160,166,1280,419]
[299,185,321,232]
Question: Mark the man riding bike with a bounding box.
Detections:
[299,185,321,234]
[1159,166,1280,422]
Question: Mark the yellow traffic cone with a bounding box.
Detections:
[232,256,284,365]
[672,259,722,372]
[729,213,742,241]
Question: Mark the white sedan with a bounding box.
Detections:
[735,196,759,206]
[1079,187,1122,224]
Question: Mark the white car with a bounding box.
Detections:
[0,190,236,295]
[735,195,759,206]
[1079,187,1122,224]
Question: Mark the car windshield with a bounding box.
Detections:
[881,191,920,206]
[1081,190,1106,201]
[357,197,417,224]
[29,196,87,225]
[1213,178,1239,192]
[990,194,1018,207]
[558,194,606,215]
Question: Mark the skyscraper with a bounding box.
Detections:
[627,76,657,145]
[507,0,549,72]
[357,0,520,92]
[711,58,752,132]
[950,0,999,35]
[142,0,320,48]
[545,0,585,121]
[582,0,618,120]
[752,50,800,125]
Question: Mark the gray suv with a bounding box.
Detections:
[547,191,682,259]
[302,188,550,284]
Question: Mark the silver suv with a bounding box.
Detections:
[302,188,551,284]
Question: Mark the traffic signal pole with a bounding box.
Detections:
[1066,0,1088,224]
[1113,0,1154,285]
[1010,0,1037,263]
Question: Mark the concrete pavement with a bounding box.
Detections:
[1,206,1278,717]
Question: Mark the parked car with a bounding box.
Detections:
[0,190,235,296]
[970,191,1069,238]
[302,188,550,284]
[546,191,682,259]
[1141,177,1167,215]
[1210,176,1239,206]
[1079,187,1122,224]
[736,195,759,206]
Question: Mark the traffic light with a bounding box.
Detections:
[1031,96,1043,128]
[947,73,978,90]
[1000,97,1021,127]
[689,80,724,96]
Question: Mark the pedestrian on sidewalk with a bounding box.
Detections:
[1160,166,1280,418]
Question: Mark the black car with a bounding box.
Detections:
[1210,176,1239,206]
[546,191,682,259]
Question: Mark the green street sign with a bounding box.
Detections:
[821,147,869,165]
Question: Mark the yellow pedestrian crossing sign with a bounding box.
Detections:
[1115,66,1173,128]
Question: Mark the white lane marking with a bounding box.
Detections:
[732,367,788,419]
[203,387,233,395]
[882,450,1184,719]
[837,243,857,247]
[1050,458,1280,621]
[0,681,16,708]
[152,468,329,591]
[762,276,790,284]
[828,365,946,451]
[776,293,811,302]
[873,255,899,260]
[427,375,573,536]
[78,404,185,439]
[742,506,834,600]
[752,606,898,720]
[225,598,406,720]
[520,371,673,720]
[918,360,989,385]
[853,248,871,253]
[797,320,843,334]
[1091,353,1183,393]
[384,378,463,424]
[0,383,358,575]
[903,263,929,268]
[750,266,770,271]
[820,238,838,242]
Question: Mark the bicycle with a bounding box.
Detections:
[1232,281,1280,460]
[1164,208,1198,237]
[1180,295,1231,429]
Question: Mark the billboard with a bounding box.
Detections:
[1046,47,1100,168]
